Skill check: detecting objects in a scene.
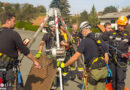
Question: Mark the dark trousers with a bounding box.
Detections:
[110,61,127,90]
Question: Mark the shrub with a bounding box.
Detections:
[92,28,100,33]
[15,21,39,31]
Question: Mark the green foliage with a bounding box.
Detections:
[50,0,60,8]
[68,28,73,32]
[36,5,46,13]
[103,6,118,14]
[92,28,100,33]
[0,2,46,22]
[50,0,70,24]
[112,27,115,30]
[79,10,88,23]
[17,4,39,22]
[69,16,77,25]
[15,21,39,31]
[88,5,100,28]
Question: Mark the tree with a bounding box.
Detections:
[103,6,118,14]
[36,5,46,13]
[121,6,130,12]
[4,3,15,14]
[70,16,77,24]
[0,2,46,22]
[17,4,40,21]
[79,10,88,23]
[88,5,100,28]
[50,0,70,24]
[50,0,60,8]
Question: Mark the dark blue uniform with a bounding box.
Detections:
[42,31,64,49]
[77,32,108,89]
[70,31,83,80]
[102,30,130,90]
[77,33,108,68]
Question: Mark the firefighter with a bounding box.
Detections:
[0,12,41,90]
[101,22,113,87]
[101,22,113,57]
[105,16,130,90]
[35,21,68,89]
[57,21,111,90]
[35,21,66,58]
[59,25,71,82]
[70,24,84,80]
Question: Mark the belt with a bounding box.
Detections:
[89,57,106,70]
[0,52,14,61]
[0,52,15,69]
[91,57,104,65]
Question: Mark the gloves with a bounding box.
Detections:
[35,51,42,59]
[106,64,112,77]
[57,61,65,68]
[72,40,76,44]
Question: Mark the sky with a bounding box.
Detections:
[0,0,130,14]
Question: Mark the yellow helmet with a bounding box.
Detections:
[117,16,128,26]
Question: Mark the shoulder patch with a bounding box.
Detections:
[123,33,128,36]
[112,32,116,35]
[97,40,101,44]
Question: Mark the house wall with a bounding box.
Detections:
[128,18,130,24]
[100,19,117,29]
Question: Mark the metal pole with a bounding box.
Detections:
[28,16,49,48]
[55,9,64,90]
[55,10,60,49]
[19,16,49,61]
[60,18,85,68]
[58,67,63,90]
[60,18,77,51]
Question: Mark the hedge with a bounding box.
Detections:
[15,21,39,31]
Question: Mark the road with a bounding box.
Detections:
[16,29,130,90]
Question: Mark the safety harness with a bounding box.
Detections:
[109,31,129,67]
[0,52,20,89]
[86,35,107,85]
[88,36,106,70]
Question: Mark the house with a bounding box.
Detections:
[99,12,130,29]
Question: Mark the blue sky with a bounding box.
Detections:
[0,0,130,14]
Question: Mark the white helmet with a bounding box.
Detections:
[49,21,55,27]
[79,21,91,31]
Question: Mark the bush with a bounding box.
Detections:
[92,28,100,33]
[15,21,39,31]
[68,28,73,32]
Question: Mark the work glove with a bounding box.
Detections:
[35,51,42,59]
[106,64,112,77]
[72,40,76,44]
[57,61,65,68]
